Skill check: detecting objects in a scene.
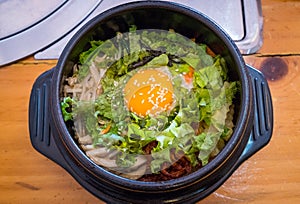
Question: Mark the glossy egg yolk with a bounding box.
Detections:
[124,69,174,117]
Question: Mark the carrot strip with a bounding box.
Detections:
[184,66,195,84]
[101,124,111,134]
[206,46,216,57]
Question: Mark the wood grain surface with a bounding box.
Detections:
[1,0,300,203]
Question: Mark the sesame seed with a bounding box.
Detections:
[152,104,159,111]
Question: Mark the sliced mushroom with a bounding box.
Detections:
[107,150,119,159]
[81,144,95,151]
[121,164,147,180]
[86,147,111,158]
[78,135,93,145]
[89,157,119,168]
[130,155,148,170]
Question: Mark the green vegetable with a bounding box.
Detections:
[61,97,76,121]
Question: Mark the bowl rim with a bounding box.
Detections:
[51,0,253,191]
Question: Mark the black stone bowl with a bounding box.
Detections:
[29,1,273,203]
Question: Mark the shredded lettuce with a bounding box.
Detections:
[79,40,104,64]
[61,96,76,121]
[61,28,240,173]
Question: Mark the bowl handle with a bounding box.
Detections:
[237,65,273,165]
[28,68,68,169]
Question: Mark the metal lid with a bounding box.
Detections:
[0,0,263,66]
[0,0,102,66]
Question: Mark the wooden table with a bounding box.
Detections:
[1,0,300,203]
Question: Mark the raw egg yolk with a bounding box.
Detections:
[124,69,174,117]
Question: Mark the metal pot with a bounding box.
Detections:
[29,1,273,203]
